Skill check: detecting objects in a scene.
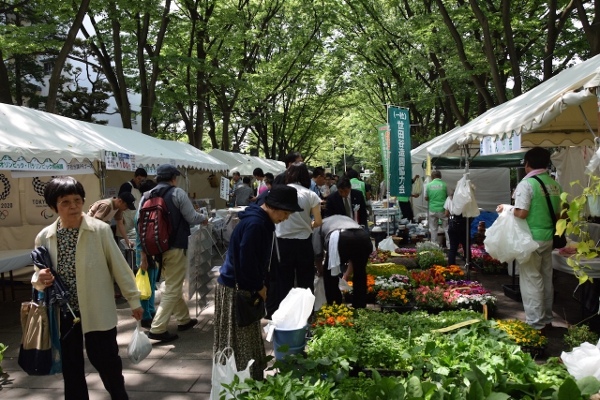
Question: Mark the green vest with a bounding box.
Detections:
[425,179,447,212]
[524,173,562,241]
[351,178,366,201]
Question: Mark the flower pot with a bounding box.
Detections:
[273,342,305,361]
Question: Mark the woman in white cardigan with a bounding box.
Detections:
[32,176,142,400]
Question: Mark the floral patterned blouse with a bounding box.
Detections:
[56,221,80,311]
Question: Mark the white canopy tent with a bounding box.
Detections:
[208,149,285,176]
[0,103,228,251]
[410,136,511,216]
[428,54,600,157]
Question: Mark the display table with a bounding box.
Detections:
[552,250,600,279]
[0,249,32,301]
[552,249,600,318]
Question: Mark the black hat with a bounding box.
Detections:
[156,164,181,177]
[265,186,303,212]
[118,192,136,210]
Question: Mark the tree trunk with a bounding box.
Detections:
[46,0,91,113]
[0,50,13,104]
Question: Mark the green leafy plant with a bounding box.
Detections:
[557,173,600,284]
[416,250,446,269]
[564,324,599,350]
[0,343,9,390]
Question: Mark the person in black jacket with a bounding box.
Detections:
[214,185,302,380]
[324,176,368,227]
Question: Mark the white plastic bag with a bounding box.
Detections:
[378,236,396,252]
[452,175,471,215]
[484,207,539,264]
[270,288,315,331]
[127,321,152,364]
[338,278,352,292]
[561,340,600,380]
[313,277,326,311]
[210,347,254,400]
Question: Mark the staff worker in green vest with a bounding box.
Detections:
[347,169,366,201]
[497,147,562,334]
[425,170,449,247]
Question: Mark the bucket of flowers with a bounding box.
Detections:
[412,286,460,313]
[494,319,548,356]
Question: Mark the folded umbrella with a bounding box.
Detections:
[31,246,71,308]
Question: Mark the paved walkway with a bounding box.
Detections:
[0,269,244,399]
[0,258,590,398]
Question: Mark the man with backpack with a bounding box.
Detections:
[138,164,208,342]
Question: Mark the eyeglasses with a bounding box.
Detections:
[57,198,84,208]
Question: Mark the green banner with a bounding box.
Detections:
[377,124,389,180]
[387,106,412,197]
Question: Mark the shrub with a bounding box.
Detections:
[416,250,446,269]
[564,324,599,351]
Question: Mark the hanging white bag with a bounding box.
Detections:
[127,321,152,364]
[313,276,326,311]
[452,175,473,216]
[210,347,254,400]
[484,206,539,264]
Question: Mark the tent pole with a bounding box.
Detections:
[463,146,472,280]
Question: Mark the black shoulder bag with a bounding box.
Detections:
[531,176,566,249]
[231,249,267,327]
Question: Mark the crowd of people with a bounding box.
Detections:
[29,147,562,396]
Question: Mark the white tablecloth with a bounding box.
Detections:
[552,249,600,279]
[0,249,32,274]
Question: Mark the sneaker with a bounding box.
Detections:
[148,331,179,342]
[177,318,198,331]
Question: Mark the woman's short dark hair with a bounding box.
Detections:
[253,168,264,177]
[44,176,86,211]
[285,162,311,188]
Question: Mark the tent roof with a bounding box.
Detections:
[208,149,285,176]
[0,103,101,164]
[0,104,228,172]
[428,54,600,157]
[425,151,527,169]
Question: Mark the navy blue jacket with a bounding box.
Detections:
[218,204,275,292]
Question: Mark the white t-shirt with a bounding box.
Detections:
[275,183,321,239]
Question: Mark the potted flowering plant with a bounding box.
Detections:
[412,286,459,311]
[448,281,498,315]
[344,274,377,304]
[312,303,355,331]
[494,319,548,355]
[410,269,446,288]
[374,275,413,312]
[432,264,465,280]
